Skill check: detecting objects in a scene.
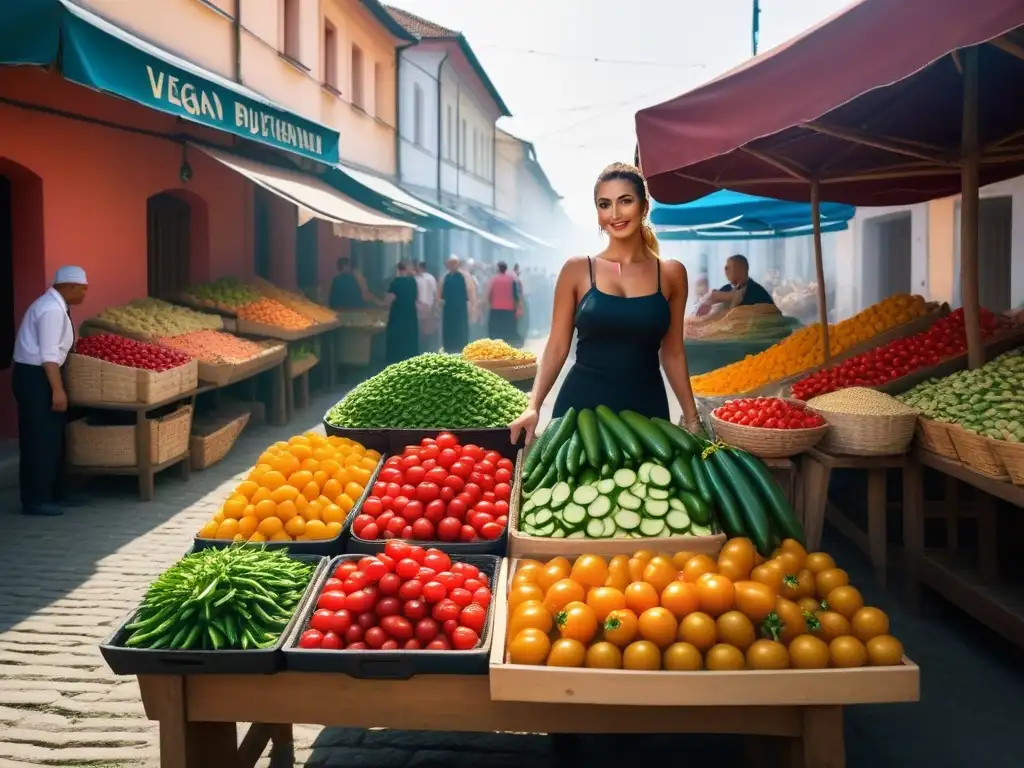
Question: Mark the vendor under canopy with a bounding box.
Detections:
[700,254,776,314]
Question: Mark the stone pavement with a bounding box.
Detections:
[1,377,1024,766]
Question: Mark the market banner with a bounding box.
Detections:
[0,0,340,165]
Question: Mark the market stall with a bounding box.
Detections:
[462,339,538,394]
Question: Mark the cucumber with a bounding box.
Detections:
[529,463,557,495]
[602,517,617,537]
[613,468,637,488]
[614,509,642,531]
[550,482,572,509]
[709,448,772,556]
[555,439,571,482]
[638,462,654,484]
[652,417,702,456]
[597,478,617,495]
[595,405,644,461]
[619,410,674,463]
[586,518,605,538]
[563,504,587,527]
[568,530,587,539]
[668,455,697,492]
[690,523,712,537]
[572,485,599,506]
[579,466,600,486]
[690,454,714,506]
[542,407,576,464]
[531,487,553,508]
[617,491,641,511]
[566,430,583,476]
[669,498,685,511]
[600,463,613,478]
[535,521,556,537]
[648,488,670,500]
[648,464,672,488]
[730,449,805,545]
[587,496,612,518]
[643,498,669,518]
[577,409,603,470]
[665,509,691,532]
[701,453,746,539]
[523,416,558,477]
[678,491,711,527]
[551,528,566,538]
[534,509,553,526]
[597,419,623,470]
[639,518,667,537]
[630,483,647,499]
[522,498,537,514]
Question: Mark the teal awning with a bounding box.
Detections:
[1,0,340,164]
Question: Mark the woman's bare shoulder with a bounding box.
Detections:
[661,258,688,283]
[557,256,591,277]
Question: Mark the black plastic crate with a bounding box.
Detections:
[283,553,501,679]
[192,457,384,555]
[99,553,327,676]
[321,422,525,455]
[340,450,521,557]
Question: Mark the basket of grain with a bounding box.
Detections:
[806,388,920,456]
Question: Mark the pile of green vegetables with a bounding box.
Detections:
[122,547,314,651]
[326,353,529,429]
[899,348,1024,442]
[520,406,804,556]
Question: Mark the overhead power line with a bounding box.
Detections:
[476,44,706,69]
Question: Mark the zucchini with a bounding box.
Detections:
[639,518,667,537]
[652,417,702,456]
[678,491,711,527]
[586,518,606,538]
[587,496,612,518]
[597,419,623,470]
[665,509,691,532]
[614,509,642,531]
[535,521,556,537]
[619,410,674,463]
[550,482,572,509]
[730,449,805,544]
[648,464,672,488]
[542,407,576,464]
[595,405,644,461]
[521,498,537,514]
[572,485,600,506]
[577,409,603,470]
[555,439,571,482]
[701,453,746,539]
[643,498,669,518]
[690,453,714,506]
[523,416,558,477]
[613,468,637,488]
[668,455,697,492]
[566,430,583,476]
[617,491,641,511]
[710,449,772,556]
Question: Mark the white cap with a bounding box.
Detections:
[54,266,88,285]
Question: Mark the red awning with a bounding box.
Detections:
[635,0,1024,206]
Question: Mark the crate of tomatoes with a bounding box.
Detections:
[710,397,828,458]
[343,431,519,556]
[283,544,499,678]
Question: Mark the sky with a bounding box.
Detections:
[386,0,853,248]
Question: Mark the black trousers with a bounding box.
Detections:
[12,363,66,508]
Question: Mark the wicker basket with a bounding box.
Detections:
[948,427,1009,480]
[190,411,250,471]
[710,403,828,459]
[990,439,1024,486]
[469,357,536,372]
[914,417,959,460]
[66,354,197,405]
[814,409,919,456]
[67,406,193,468]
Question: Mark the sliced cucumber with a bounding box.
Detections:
[614,509,642,531]
[563,504,587,527]
[613,468,637,488]
[669,497,686,511]
[639,518,667,537]
[523,511,537,527]
[572,485,600,506]
[522,498,537,514]
[617,491,641,511]
[533,509,553,526]
[690,523,712,537]
[597,478,617,495]
[587,495,613,519]
[535,521,556,537]
[550,482,571,509]
[648,488,670,500]
[643,498,669,518]
[648,464,672,488]
[600,463,613,478]
[568,530,587,539]
[602,517,617,537]
[531,488,553,507]
[666,509,691,532]
[586,518,606,538]
[629,483,648,500]
[551,528,566,539]
[579,467,600,486]
[638,462,655,484]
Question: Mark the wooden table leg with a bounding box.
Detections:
[943,473,959,551]
[268,723,294,767]
[142,676,239,768]
[866,468,888,590]
[136,408,155,502]
[902,454,924,614]
[797,706,845,768]
[269,364,287,427]
[801,457,831,551]
[283,355,295,423]
[976,492,998,583]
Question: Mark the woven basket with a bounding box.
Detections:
[468,357,536,372]
[990,439,1024,486]
[67,405,193,468]
[948,427,1009,479]
[914,417,959,460]
[710,408,828,458]
[490,361,537,383]
[67,354,197,404]
[190,411,250,471]
[814,409,919,456]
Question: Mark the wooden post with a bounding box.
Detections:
[810,180,832,365]
[960,46,983,370]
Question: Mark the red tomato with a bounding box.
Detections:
[403,465,426,486]
[357,611,378,630]
[380,615,414,641]
[423,549,451,572]
[403,599,428,621]
[334,562,359,581]
[329,610,353,635]
[364,626,387,648]
[420,459,438,472]
[495,515,508,528]
[317,591,348,611]
[385,482,402,498]
[377,554,396,571]
[425,467,449,486]
[437,517,461,541]
[404,639,422,649]
[364,559,388,582]
[416,482,441,503]
[400,454,421,471]
[309,609,334,633]
[438,449,459,468]
[380,639,399,650]
[483,451,502,466]
[460,603,486,634]
[460,524,477,542]
[395,558,420,579]
[407,546,426,563]
[424,499,446,523]
[446,498,467,520]
[472,587,491,608]
[480,522,504,540]
[380,467,402,484]
[378,572,402,596]
[426,636,450,650]
[436,432,458,450]
[415,618,441,643]
[362,498,383,517]
[401,484,417,498]
[452,562,479,580]
[470,511,495,531]
[385,456,402,468]
[402,500,424,523]
[386,517,405,535]
[320,631,342,650]
[344,589,374,614]
[463,484,482,502]
[322,578,344,593]
[422,581,447,603]
[416,567,437,582]
[299,629,323,648]
[443,475,465,492]
[439,486,456,503]
[477,460,497,476]
[449,587,473,607]
[343,624,364,644]
[376,597,401,617]
[462,444,484,461]
[449,461,472,479]
[494,467,512,484]
[420,444,440,460]
[451,626,480,650]
[436,571,463,591]
[411,518,435,540]
[360,522,381,540]
[432,599,462,623]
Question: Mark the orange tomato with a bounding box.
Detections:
[750,561,785,593]
[715,611,756,651]
[508,583,545,613]
[804,552,837,574]
[787,635,830,669]
[627,556,647,583]
[570,554,608,588]
[695,572,735,617]
[850,607,889,642]
[543,579,586,616]
[622,640,661,670]
[705,643,745,671]
[508,600,553,638]
[825,585,864,619]
[637,607,678,648]
[556,602,598,644]
[779,538,807,566]
[538,558,571,592]
[815,568,850,599]
[682,554,718,583]
[829,636,868,668]
[733,581,776,623]
[602,609,639,647]
[866,635,904,666]
[624,581,660,615]
[719,537,756,574]
[677,611,717,652]
[584,641,623,669]
[716,555,751,583]
[781,569,815,601]
[746,639,790,670]
[546,637,587,667]
[508,628,551,665]
[662,642,703,671]
[660,580,700,619]
[671,551,698,571]
[604,555,631,591]
[643,556,679,594]
[586,586,627,622]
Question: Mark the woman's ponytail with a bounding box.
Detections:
[641,222,661,257]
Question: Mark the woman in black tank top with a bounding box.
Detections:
[510,163,701,445]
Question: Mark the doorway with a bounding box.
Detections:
[253,186,273,280]
[147,193,192,298]
[296,221,318,299]
[955,196,1012,313]
[862,212,912,307]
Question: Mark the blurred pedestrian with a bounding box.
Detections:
[438,255,475,352]
[486,261,521,345]
[414,261,438,351]
[384,261,419,364]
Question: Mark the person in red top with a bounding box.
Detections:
[486,261,520,345]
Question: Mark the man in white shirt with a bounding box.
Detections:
[414,261,438,351]
[12,266,88,516]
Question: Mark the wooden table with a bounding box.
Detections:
[799,448,912,589]
[903,448,1024,649]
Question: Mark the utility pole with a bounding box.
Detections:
[752,0,761,56]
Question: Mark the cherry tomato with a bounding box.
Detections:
[494,468,512,484]
[415,617,440,643]
[320,631,342,650]
[299,629,323,648]
[437,517,461,541]
[424,500,446,523]
[322,578,344,593]
[432,599,461,623]
[449,587,473,607]
[460,603,487,634]
[423,550,451,572]
[446,499,467,520]
[380,615,414,641]
[411,518,435,540]
[309,609,334,633]
[318,591,347,612]
[403,599,427,620]
[480,522,504,540]
[436,432,458,450]
[483,451,502,465]
[362,498,383,517]
[416,567,437,582]
[422,581,447,603]
[451,626,480,650]
[329,610,353,635]
[395,558,420,579]
[425,467,449,486]
[334,562,359,580]
[426,636,450,650]
[462,444,484,461]
[343,624,364,644]
[363,560,388,582]
[442,475,465,492]
[493,483,511,501]
[472,587,491,608]
[449,461,472,478]
[403,465,426,486]
[459,525,477,542]
[357,611,378,630]
[438,449,459,468]
[452,562,479,579]
[404,639,422,650]
[436,571,463,591]
[379,467,402,484]
[364,626,387,648]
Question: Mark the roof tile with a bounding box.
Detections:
[384,6,459,38]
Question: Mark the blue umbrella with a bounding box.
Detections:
[651,190,855,240]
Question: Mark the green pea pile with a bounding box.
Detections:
[326,353,529,429]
